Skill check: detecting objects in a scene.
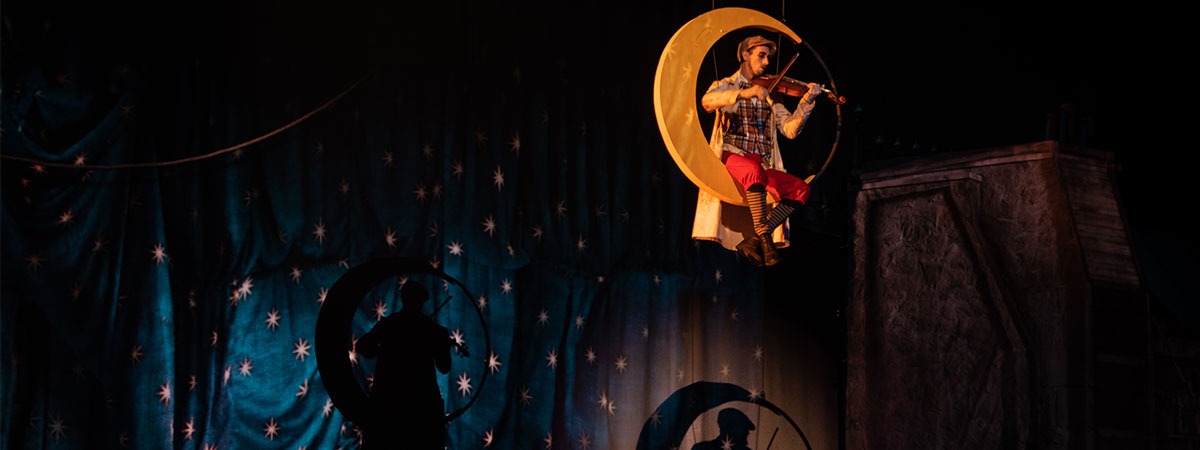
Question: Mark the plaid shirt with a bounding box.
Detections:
[721,95,775,166]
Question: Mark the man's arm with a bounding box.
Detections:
[701,88,741,113]
[434,327,452,374]
[700,78,767,113]
[775,83,822,139]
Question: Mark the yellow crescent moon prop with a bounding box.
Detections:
[653,7,803,205]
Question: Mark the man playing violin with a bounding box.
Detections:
[356,280,453,449]
[693,35,824,267]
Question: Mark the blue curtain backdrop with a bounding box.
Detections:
[1,2,843,449]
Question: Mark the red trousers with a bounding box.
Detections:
[721,152,810,204]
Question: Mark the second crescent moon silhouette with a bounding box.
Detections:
[315,257,489,427]
[653,7,802,205]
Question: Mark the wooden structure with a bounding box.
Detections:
[846,140,1153,448]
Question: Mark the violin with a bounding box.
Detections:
[752,74,846,105]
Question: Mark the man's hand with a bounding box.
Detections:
[739,84,768,100]
[801,82,824,104]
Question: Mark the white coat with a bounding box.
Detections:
[691,71,817,251]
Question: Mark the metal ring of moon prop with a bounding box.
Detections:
[634,381,813,450]
[798,38,843,184]
[315,256,491,427]
[653,7,842,205]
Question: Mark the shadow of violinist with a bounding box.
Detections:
[355,280,463,449]
[692,408,757,450]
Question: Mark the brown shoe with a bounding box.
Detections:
[758,233,781,266]
[737,235,764,267]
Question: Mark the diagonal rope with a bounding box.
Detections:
[1,71,375,170]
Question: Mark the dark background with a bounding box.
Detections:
[7,0,1194,329]
[14,0,1187,208]
[3,0,1196,447]
[7,0,1196,387]
[7,0,1193,334]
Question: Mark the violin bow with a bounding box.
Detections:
[433,295,453,316]
[767,52,801,92]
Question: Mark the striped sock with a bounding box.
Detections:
[746,190,769,235]
[762,202,797,231]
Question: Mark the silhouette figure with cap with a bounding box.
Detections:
[692,408,757,450]
[355,280,453,449]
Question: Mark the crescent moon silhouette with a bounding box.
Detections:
[315,257,489,427]
[634,381,813,450]
[653,8,802,205]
